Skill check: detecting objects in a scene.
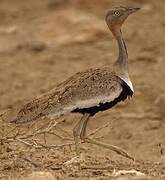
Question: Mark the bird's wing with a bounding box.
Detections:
[11,68,123,123]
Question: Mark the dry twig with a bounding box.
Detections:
[87,122,111,138]
[0,112,114,153]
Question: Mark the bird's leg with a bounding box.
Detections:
[79,113,90,140]
[73,113,90,156]
[74,113,133,160]
[84,138,134,160]
[77,114,134,161]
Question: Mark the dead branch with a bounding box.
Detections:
[0,112,115,153]
[87,122,111,138]
[0,116,75,152]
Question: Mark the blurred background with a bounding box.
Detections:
[0,0,165,179]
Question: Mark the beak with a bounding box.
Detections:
[128,7,141,14]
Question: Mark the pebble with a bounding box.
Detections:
[29,40,47,52]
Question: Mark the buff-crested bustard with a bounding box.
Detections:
[11,6,140,160]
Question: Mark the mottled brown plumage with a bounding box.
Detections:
[13,68,131,123]
[11,6,140,160]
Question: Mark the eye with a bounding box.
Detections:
[114,10,121,16]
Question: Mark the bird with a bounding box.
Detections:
[11,6,140,160]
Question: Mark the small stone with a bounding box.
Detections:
[48,0,67,8]
[29,40,47,52]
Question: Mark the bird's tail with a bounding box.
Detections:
[10,93,55,124]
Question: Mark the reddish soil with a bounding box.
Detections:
[0,0,165,179]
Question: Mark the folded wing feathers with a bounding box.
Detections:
[12,68,123,123]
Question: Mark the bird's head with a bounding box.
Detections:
[106,6,140,35]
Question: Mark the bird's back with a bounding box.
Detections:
[12,67,131,123]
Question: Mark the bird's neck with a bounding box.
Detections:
[113,30,128,75]
[112,29,134,92]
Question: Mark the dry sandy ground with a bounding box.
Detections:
[0,0,165,179]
